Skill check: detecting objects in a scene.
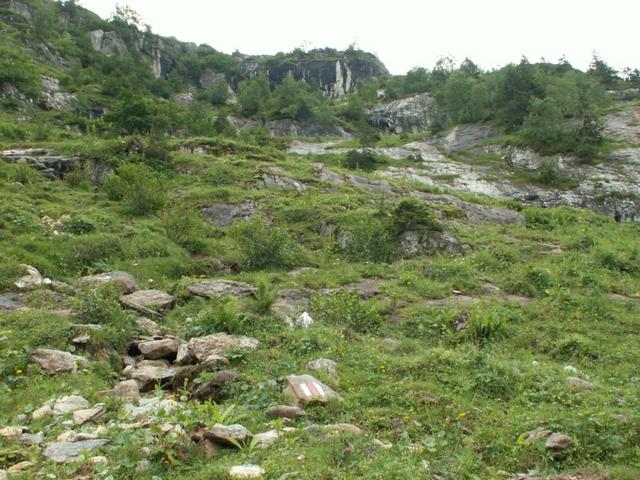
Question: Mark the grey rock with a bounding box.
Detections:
[323,423,364,436]
[88,30,128,56]
[203,201,257,227]
[136,317,162,336]
[271,289,313,321]
[53,395,90,416]
[0,292,25,312]
[14,264,43,290]
[32,404,53,420]
[308,358,337,375]
[20,432,44,445]
[266,405,306,420]
[284,374,341,405]
[262,173,306,191]
[1,149,82,180]
[229,464,265,479]
[112,380,141,403]
[43,439,109,464]
[73,406,105,426]
[187,333,259,362]
[78,271,138,294]
[30,349,87,375]
[126,363,177,392]
[40,76,76,111]
[566,377,595,389]
[521,427,552,444]
[138,338,180,360]
[399,230,467,258]
[203,424,252,447]
[188,279,256,299]
[544,433,573,457]
[604,105,640,143]
[429,124,501,153]
[121,290,174,313]
[369,93,442,134]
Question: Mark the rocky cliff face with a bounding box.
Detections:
[368,93,445,133]
[239,51,388,98]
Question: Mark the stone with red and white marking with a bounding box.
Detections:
[283,374,341,405]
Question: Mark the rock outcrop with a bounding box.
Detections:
[368,93,443,133]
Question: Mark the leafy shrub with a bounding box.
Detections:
[467,306,507,344]
[390,198,442,235]
[190,297,253,336]
[311,291,382,334]
[12,164,41,185]
[0,263,23,291]
[254,282,277,315]
[66,234,123,272]
[231,217,298,270]
[550,334,602,361]
[61,217,95,235]
[161,203,205,250]
[343,150,385,171]
[338,217,395,263]
[103,164,166,215]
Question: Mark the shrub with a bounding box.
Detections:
[104,163,167,215]
[190,297,251,336]
[343,150,385,171]
[311,291,382,334]
[66,234,123,272]
[467,306,507,344]
[231,217,298,270]
[338,217,395,263]
[61,217,96,235]
[162,203,205,250]
[12,164,41,185]
[390,198,441,235]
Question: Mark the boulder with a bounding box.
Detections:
[266,405,306,420]
[32,404,54,420]
[121,290,174,313]
[190,370,241,402]
[136,317,162,336]
[73,406,105,426]
[126,362,177,392]
[283,374,341,405]
[187,333,259,362]
[368,93,441,134]
[324,423,364,436]
[430,124,501,153]
[188,279,257,299]
[43,439,109,464]
[0,427,23,439]
[29,349,87,375]
[112,380,141,403]
[544,433,573,458]
[271,289,313,321]
[14,265,43,290]
[308,358,337,375]
[229,465,265,479]
[566,377,595,390]
[138,338,180,360]
[78,271,138,294]
[203,424,252,447]
[53,396,90,416]
[253,430,281,449]
[202,202,257,227]
[399,230,467,258]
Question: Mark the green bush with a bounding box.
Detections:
[231,217,298,270]
[338,217,395,263]
[103,163,167,215]
[161,203,205,250]
[343,150,385,171]
[190,297,254,336]
[467,306,507,344]
[66,234,123,272]
[12,164,42,185]
[61,217,96,235]
[311,291,382,334]
[390,198,441,235]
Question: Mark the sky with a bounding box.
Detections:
[78,0,640,75]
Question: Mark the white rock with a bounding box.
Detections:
[0,426,23,439]
[229,465,265,479]
[296,311,314,328]
[564,365,578,373]
[253,430,280,449]
[53,395,90,415]
[73,405,105,426]
[15,265,43,290]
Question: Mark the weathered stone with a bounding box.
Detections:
[88,30,128,56]
[190,370,241,402]
[188,279,257,299]
[284,374,340,405]
[0,292,25,312]
[0,426,23,439]
[138,338,180,360]
[369,93,441,134]
[271,289,313,321]
[112,380,140,403]
[77,271,138,293]
[521,427,552,444]
[324,423,364,436]
[544,433,573,456]
[136,317,162,336]
[73,406,105,426]
[253,430,281,449]
[121,290,174,313]
[266,405,306,420]
[430,124,501,153]
[295,312,314,328]
[20,432,44,445]
[566,377,595,390]
[43,439,109,464]
[32,404,54,420]
[187,333,259,362]
[123,397,178,419]
[14,265,43,290]
[202,202,257,227]
[30,349,87,375]
[262,173,306,191]
[7,461,33,475]
[203,424,252,447]
[53,395,90,416]
[399,230,466,258]
[229,465,265,479]
[127,362,177,392]
[308,358,337,375]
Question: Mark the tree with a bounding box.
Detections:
[237,75,271,117]
[588,53,619,87]
[493,58,543,130]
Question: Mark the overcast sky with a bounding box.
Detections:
[78,0,639,75]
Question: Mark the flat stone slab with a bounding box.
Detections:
[30,349,88,375]
[203,424,252,447]
[43,439,109,463]
[284,374,340,405]
[187,333,259,362]
[78,271,138,294]
[120,290,174,312]
[188,279,256,299]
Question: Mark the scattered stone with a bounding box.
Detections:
[324,423,364,436]
[73,405,105,426]
[136,317,162,336]
[203,424,252,447]
[521,427,552,444]
[202,201,257,227]
[123,397,178,419]
[30,349,88,375]
[381,338,400,351]
[0,292,25,312]
[126,362,177,392]
[71,332,91,345]
[78,271,138,294]
[187,333,259,362]
[21,432,44,445]
[187,279,257,299]
[266,405,306,420]
[138,338,180,360]
[56,431,98,442]
[14,265,43,290]
[0,470,5,480]
[271,289,312,321]
[121,290,174,313]
[0,426,23,439]
[53,396,90,416]
[199,438,222,458]
[284,374,341,405]
[253,430,281,449]
[7,461,33,474]
[191,370,242,402]
[90,456,108,465]
[308,358,337,375]
[296,311,314,328]
[545,433,573,458]
[229,465,265,479]
[112,380,141,403]
[43,439,109,463]
[566,377,595,390]
[373,438,393,450]
[175,342,191,365]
